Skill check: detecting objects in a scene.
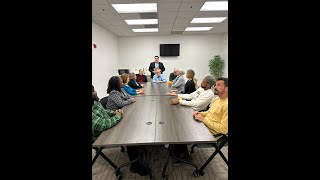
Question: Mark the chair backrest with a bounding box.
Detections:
[99,96,108,109]
[118,69,130,75]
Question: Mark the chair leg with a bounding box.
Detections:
[92,147,118,169]
[217,141,228,165]
[120,146,125,152]
[99,150,118,169]
[115,150,142,177]
[92,147,103,166]
[169,145,199,177]
[198,147,220,176]
[190,144,196,153]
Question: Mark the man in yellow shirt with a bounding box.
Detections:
[193,77,228,135]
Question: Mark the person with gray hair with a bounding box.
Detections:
[169,75,215,111]
[170,68,186,93]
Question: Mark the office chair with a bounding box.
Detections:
[118,69,130,75]
[99,96,109,109]
[190,134,228,176]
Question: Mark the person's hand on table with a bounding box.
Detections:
[193,111,200,116]
[130,97,136,103]
[116,109,124,115]
[170,98,179,105]
[194,114,205,122]
[166,92,177,96]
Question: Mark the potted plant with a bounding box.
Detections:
[209,55,224,80]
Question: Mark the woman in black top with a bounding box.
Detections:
[128,72,143,89]
[184,69,197,94]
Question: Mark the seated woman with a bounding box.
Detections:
[106,76,136,111]
[170,68,186,93]
[136,69,148,83]
[184,69,197,94]
[121,73,144,96]
[128,72,143,89]
[92,85,123,142]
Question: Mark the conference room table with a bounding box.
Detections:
[93,82,217,179]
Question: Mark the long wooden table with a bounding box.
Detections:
[93,82,217,179]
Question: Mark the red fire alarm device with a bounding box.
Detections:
[93,44,97,48]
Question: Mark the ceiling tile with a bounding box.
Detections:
[132,0,157,3]
[158,0,182,2]
[172,27,185,31]
[118,13,141,19]
[92,0,109,5]
[195,11,228,18]
[99,13,123,21]
[158,3,181,11]
[93,4,117,14]
[179,2,205,12]
[174,18,192,24]
[173,23,188,28]
[158,24,174,28]
[158,18,175,24]
[107,0,133,3]
[182,0,206,2]
[92,12,105,20]
[158,11,178,19]
[176,11,197,19]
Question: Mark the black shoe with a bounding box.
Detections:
[130,165,149,176]
[174,153,192,164]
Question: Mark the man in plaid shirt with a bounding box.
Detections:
[92,85,123,142]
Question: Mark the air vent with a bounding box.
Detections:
[171,31,183,34]
[144,24,158,28]
[139,13,157,19]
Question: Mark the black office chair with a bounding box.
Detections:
[190,134,228,176]
[100,96,109,109]
[118,69,130,75]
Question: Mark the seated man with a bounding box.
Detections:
[152,67,167,83]
[92,85,123,142]
[169,68,178,81]
[193,77,228,136]
[169,76,215,111]
[92,85,149,176]
[173,77,228,161]
[136,69,148,83]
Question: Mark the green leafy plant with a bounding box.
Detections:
[209,55,224,80]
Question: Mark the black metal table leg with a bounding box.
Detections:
[162,147,170,180]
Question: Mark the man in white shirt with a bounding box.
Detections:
[169,76,215,111]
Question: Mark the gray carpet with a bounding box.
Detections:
[92,145,228,180]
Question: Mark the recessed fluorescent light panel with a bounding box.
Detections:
[132,28,158,32]
[125,19,158,25]
[185,27,213,31]
[200,1,228,11]
[112,3,157,13]
[191,17,227,23]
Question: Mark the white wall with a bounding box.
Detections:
[223,32,228,78]
[92,22,119,97]
[118,34,225,84]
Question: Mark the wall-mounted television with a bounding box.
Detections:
[160,44,180,56]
